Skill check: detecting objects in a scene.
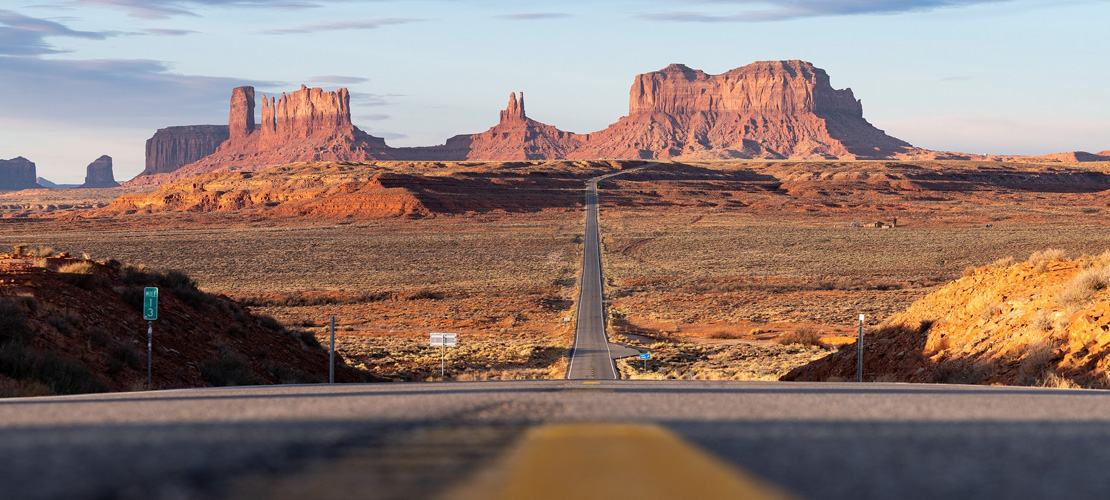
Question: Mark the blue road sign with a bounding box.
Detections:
[639,353,651,360]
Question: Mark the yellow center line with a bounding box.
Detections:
[443,423,796,500]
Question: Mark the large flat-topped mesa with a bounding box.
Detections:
[628,61,862,116]
[0,157,41,190]
[570,60,916,160]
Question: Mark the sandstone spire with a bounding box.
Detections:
[229,86,256,142]
[500,92,526,123]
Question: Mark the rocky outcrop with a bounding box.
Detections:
[129,85,397,185]
[783,254,1110,388]
[569,61,917,160]
[79,155,120,188]
[229,86,255,142]
[422,92,584,161]
[412,61,921,162]
[141,125,230,177]
[1040,151,1110,162]
[0,157,41,190]
[135,62,935,184]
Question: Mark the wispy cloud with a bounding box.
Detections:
[639,0,1010,22]
[350,92,399,107]
[143,28,197,36]
[261,18,417,35]
[495,13,573,20]
[308,75,369,84]
[0,9,115,55]
[70,0,321,19]
[0,55,274,126]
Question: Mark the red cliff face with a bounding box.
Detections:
[229,86,256,142]
[258,85,354,139]
[570,60,914,160]
[130,85,395,184]
[425,61,918,162]
[80,155,119,188]
[427,92,583,161]
[0,157,40,190]
[141,125,230,177]
[134,62,931,184]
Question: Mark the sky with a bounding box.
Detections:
[1,0,1108,183]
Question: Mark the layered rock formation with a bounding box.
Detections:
[129,85,397,185]
[142,125,230,177]
[133,61,933,183]
[79,155,120,188]
[567,61,917,160]
[430,92,584,160]
[0,157,41,190]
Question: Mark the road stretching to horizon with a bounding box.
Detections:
[10,163,1110,499]
[566,164,655,380]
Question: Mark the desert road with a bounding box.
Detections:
[6,380,1110,499]
[566,165,655,380]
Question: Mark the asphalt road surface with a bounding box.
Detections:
[6,380,1110,499]
[566,166,653,380]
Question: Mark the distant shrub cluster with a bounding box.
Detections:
[776,326,824,347]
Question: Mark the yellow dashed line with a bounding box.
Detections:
[582,381,602,385]
[444,423,795,500]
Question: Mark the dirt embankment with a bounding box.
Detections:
[0,247,362,397]
[784,250,1110,388]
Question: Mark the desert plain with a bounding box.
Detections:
[4,158,1110,386]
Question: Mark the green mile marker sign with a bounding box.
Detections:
[143,287,158,321]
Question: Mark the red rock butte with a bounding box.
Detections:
[133,60,1100,185]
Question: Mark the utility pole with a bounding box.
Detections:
[857,314,865,383]
[329,316,336,384]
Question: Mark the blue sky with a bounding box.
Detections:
[1,0,1107,182]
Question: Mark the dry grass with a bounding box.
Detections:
[1057,263,1110,308]
[1037,372,1081,389]
[330,332,569,382]
[615,338,832,381]
[1029,248,1067,273]
[600,211,1110,335]
[57,261,96,275]
[777,326,824,347]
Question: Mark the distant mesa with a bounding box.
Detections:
[131,60,1009,184]
[37,177,79,189]
[1036,151,1110,162]
[142,125,230,177]
[129,85,394,185]
[79,155,120,188]
[0,157,42,191]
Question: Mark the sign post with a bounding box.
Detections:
[430,332,457,381]
[329,316,336,384]
[639,352,651,371]
[857,314,865,383]
[143,287,158,389]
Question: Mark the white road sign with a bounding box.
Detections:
[430,332,457,347]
